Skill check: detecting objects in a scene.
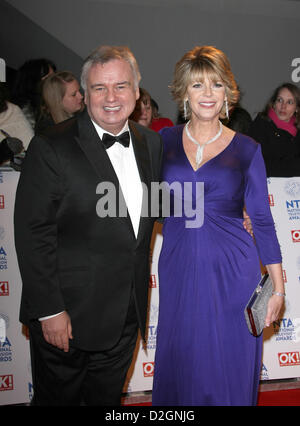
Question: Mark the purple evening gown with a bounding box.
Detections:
[152,125,282,406]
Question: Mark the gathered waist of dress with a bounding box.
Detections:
[165,198,244,220]
[204,199,244,218]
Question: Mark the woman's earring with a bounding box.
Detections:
[225,97,229,120]
[184,100,188,121]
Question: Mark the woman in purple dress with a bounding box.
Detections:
[152,46,285,406]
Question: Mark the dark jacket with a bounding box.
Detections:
[14,110,163,351]
[249,113,300,177]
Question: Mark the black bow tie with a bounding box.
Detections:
[102,131,130,149]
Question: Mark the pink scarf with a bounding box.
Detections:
[268,107,297,137]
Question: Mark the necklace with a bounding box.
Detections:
[185,120,223,167]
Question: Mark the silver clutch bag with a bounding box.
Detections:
[244,274,273,337]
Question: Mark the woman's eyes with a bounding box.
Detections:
[192,82,223,89]
[276,97,295,105]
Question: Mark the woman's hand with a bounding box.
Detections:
[242,209,253,237]
[264,294,284,328]
[264,263,285,328]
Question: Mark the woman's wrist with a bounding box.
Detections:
[272,291,285,297]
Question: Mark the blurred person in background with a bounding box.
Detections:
[225,103,252,136]
[11,58,56,129]
[35,71,84,133]
[131,87,173,131]
[150,96,174,132]
[0,82,33,152]
[249,82,300,177]
[130,87,153,127]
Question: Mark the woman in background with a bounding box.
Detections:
[35,71,84,133]
[0,82,33,151]
[130,87,173,131]
[249,83,300,177]
[11,58,56,129]
[130,87,153,128]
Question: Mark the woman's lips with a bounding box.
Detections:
[199,102,215,107]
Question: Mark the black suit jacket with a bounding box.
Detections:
[14,110,163,351]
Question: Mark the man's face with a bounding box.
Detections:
[84,59,139,134]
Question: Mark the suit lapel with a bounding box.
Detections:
[75,110,119,186]
[129,121,151,191]
[75,112,153,241]
[129,121,153,244]
[75,111,134,234]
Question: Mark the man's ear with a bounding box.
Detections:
[135,87,140,101]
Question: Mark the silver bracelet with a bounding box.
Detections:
[272,291,285,297]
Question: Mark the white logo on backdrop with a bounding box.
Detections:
[284,181,300,197]
[291,58,300,83]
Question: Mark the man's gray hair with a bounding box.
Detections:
[81,45,141,91]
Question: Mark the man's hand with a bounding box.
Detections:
[243,209,253,237]
[41,311,73,352]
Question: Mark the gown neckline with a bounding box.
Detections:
[179,126,238,172]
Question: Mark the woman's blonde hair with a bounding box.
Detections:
[41,71,78,123]
[170,46,239,119]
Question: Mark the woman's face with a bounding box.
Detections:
[132,95,152,127]
[273,88,297,122]
[62,80,84,115]
[186,72,226,122]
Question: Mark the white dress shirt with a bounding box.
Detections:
[92,120,143,237]
[40,119,143,321]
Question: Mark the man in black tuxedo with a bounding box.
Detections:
[14,46,163,405]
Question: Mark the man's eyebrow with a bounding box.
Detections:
[90,83,104,88]
[115,81,131,87]
[90,81,131,88]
